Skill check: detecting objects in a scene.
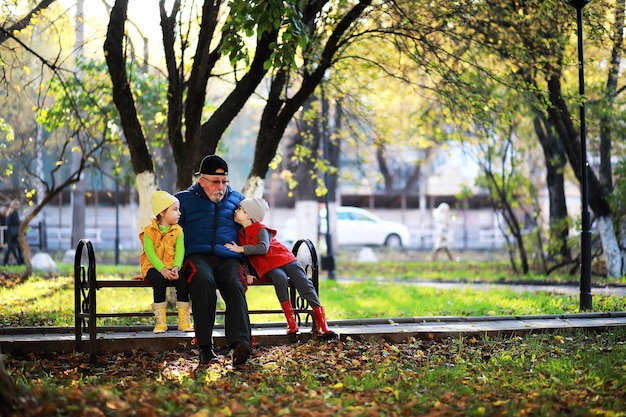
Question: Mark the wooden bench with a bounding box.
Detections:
[74,238,319,363]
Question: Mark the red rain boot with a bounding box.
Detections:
[280,300,299,334]
[313,306,337,339]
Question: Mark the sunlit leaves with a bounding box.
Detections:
[24,188,36,201]
[0,118,14,142]
[38,58,114,138]
[35,55,167,186]
[0,120,15,175]
[4,330,626,416]
[221,0,308,70]
[3,163,13,176]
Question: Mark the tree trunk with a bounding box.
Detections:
[598,0,624,196]
[105,0,160,230]
[619,218,626,276]
[104,0,154,177]
[159,0,186,188]
[544,73,619,276]
[376,144,394,192]
[287,95,323,244]
[597,0,626,277]
[329,99,341,199]
[484,169,530,274]
[187,30,278,188]
[243,69,290,196]
[17,171,86,278]
[0,356,33,414]
[545,74,611,218]
[532,112,570,260]
[597,215,622,278]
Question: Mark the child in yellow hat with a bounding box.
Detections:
[139,191,193,333]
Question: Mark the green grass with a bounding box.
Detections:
[2,266,626,328]
[334,258,624,285]
[3,255,626,416]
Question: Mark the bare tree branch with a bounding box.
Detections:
[0,0,57,45]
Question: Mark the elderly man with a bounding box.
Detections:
[176,155,252,366]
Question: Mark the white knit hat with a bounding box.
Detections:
[151,191,178,216]
[240,197,269,222]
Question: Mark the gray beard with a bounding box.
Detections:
[209,193,224,203]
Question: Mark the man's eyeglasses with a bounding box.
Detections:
[201,177,229,186]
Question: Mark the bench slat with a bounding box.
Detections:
[94,276,278,289]
[89,308,312,319]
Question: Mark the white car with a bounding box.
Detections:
[321,206,410,248]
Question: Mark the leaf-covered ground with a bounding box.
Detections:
[4,329,626,417]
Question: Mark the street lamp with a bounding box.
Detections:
[569,0,592,310]
[321,71,336,280]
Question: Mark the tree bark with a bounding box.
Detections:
[190,30,278,184]
[598,0,625,276]
[376,144,394,192]
[105,0,158,228]
[598,0,624,195]
[0,356,33,414]
[545,73,611,218]
[532,111,570,260]
[544,72,622,277]
[104,0,153,176]
[159,0,185,187]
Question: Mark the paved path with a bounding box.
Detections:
[337,278,626,296]
[2,313,626,360]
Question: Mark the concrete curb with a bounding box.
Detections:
[2,313,626,357]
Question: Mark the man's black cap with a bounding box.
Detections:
[195,155,228,176]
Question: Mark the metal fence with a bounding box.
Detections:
[20,223,508,253]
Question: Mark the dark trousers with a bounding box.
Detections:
[266,261,321,307]
[3,236,24,265]
[145,268,189,303]
[185,254,251,349]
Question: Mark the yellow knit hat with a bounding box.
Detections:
[151,191,178,216]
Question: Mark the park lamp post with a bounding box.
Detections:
[569,0,593,310]
[321,69,336,280]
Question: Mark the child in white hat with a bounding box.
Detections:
[139,191,193,333]
[225,197,336,339]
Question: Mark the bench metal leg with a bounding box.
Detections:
[73,239,99,363]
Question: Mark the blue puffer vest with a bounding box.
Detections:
[175,182,244,259]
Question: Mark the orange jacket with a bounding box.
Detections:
[139,219,184,277]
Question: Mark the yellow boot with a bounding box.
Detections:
[152,301,168,333]
[177,301,194,332]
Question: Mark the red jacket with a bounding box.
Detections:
[239,222,297,279]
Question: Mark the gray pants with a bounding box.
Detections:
[266,261,321,307]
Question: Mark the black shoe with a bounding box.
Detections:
[216,345,231,356]
[232,342,251,366]
[199,346,218,364]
